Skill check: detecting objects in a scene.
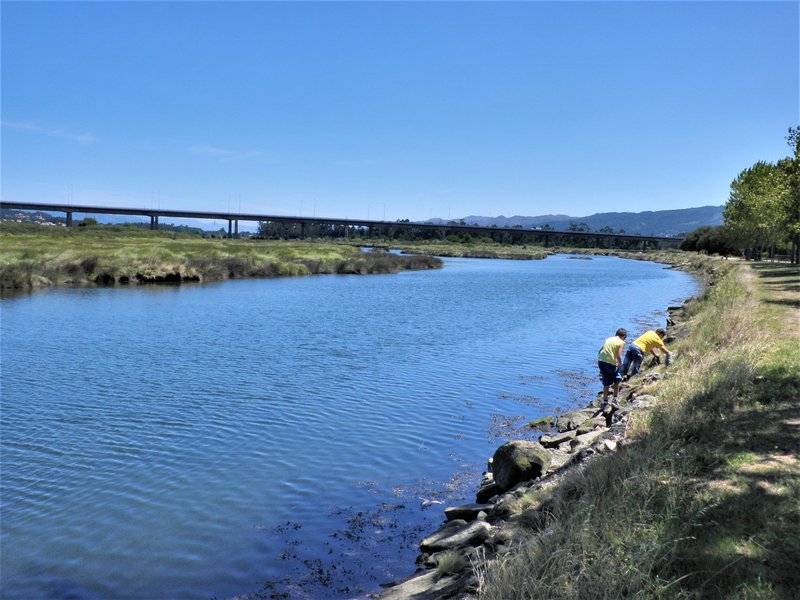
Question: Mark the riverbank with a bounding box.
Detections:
[0,226,442,289]
[392,240,549,260]
[377,256,799,599]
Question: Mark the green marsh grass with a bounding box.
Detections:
[393,240,549,260]
[0,224,441,289]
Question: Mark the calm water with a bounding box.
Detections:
[0,254,698,599]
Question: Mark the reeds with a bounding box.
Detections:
[0,227,442,289]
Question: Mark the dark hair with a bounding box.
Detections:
[656,328,666,337]
[615,328,628,338]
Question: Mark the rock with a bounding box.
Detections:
[641,373,663,384]
[630,394,657,409]
[556,408,597,432]
[378,568,477,599]
[492,441,552,491]
[598,440,618,454]
[444,503,494,522]
[476,481,502,504]
[546,451,573,473]
[539,429,577,448]
[528,416,556,431]
[574,429,606,447]
[576,416,607,435]
[420,520,493,553]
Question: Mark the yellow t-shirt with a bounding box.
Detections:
[633,330,667,354]
[598,336,625,365]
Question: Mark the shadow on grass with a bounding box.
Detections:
[666,365,800,598]
[750,263,800,280]
[764,298,800,309]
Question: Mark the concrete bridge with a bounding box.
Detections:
[0,200,683,249]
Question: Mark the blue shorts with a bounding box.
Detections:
[598,361,621,386]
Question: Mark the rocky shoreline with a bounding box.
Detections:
[376,266,702,600]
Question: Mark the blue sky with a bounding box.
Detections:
[2,1,798,222]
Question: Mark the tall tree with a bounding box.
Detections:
[724,161,790,259]
[779,127,800,262]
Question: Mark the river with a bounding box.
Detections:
[0,254,698,599]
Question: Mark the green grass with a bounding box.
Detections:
[478,260,800,600]
[391,240,550,260]
[0,225,441,288]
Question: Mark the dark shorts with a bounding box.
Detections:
[598,361,621,386]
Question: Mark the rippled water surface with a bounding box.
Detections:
[0,254,698,599]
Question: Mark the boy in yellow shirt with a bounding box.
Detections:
[598,328,627,406]
[622,328,671,379]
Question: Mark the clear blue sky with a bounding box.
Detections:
[2,1,798,222]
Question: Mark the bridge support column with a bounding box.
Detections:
[300,222,306,239]
[66,212,73,227]
[235,220,239,239]
[228,220,233,239]
[150,215,159,230]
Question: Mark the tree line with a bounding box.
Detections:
[682,127,799,262]
[254,219,653,249]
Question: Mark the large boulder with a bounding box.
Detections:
[491,441,551,491]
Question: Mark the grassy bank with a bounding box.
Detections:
[0,225,442,289]
[478,259,799,599]
[389,240,549,260]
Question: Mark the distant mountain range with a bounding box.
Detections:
[424,205,724,237]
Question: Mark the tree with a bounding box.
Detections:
[568,222,590,232]
[680,226,736,256]
[724,161,790,260]
[779,127,800,262]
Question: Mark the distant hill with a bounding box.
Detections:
[425,206,724,237]
[1,208,67,225]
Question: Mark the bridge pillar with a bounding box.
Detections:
[300,222,306,239]
[66,212,73,227]
[235,219,239,239]
[150,215,159,230]
[228,220,233,238]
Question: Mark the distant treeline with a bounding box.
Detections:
[254,220,655,250]
[682,126,799,262]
